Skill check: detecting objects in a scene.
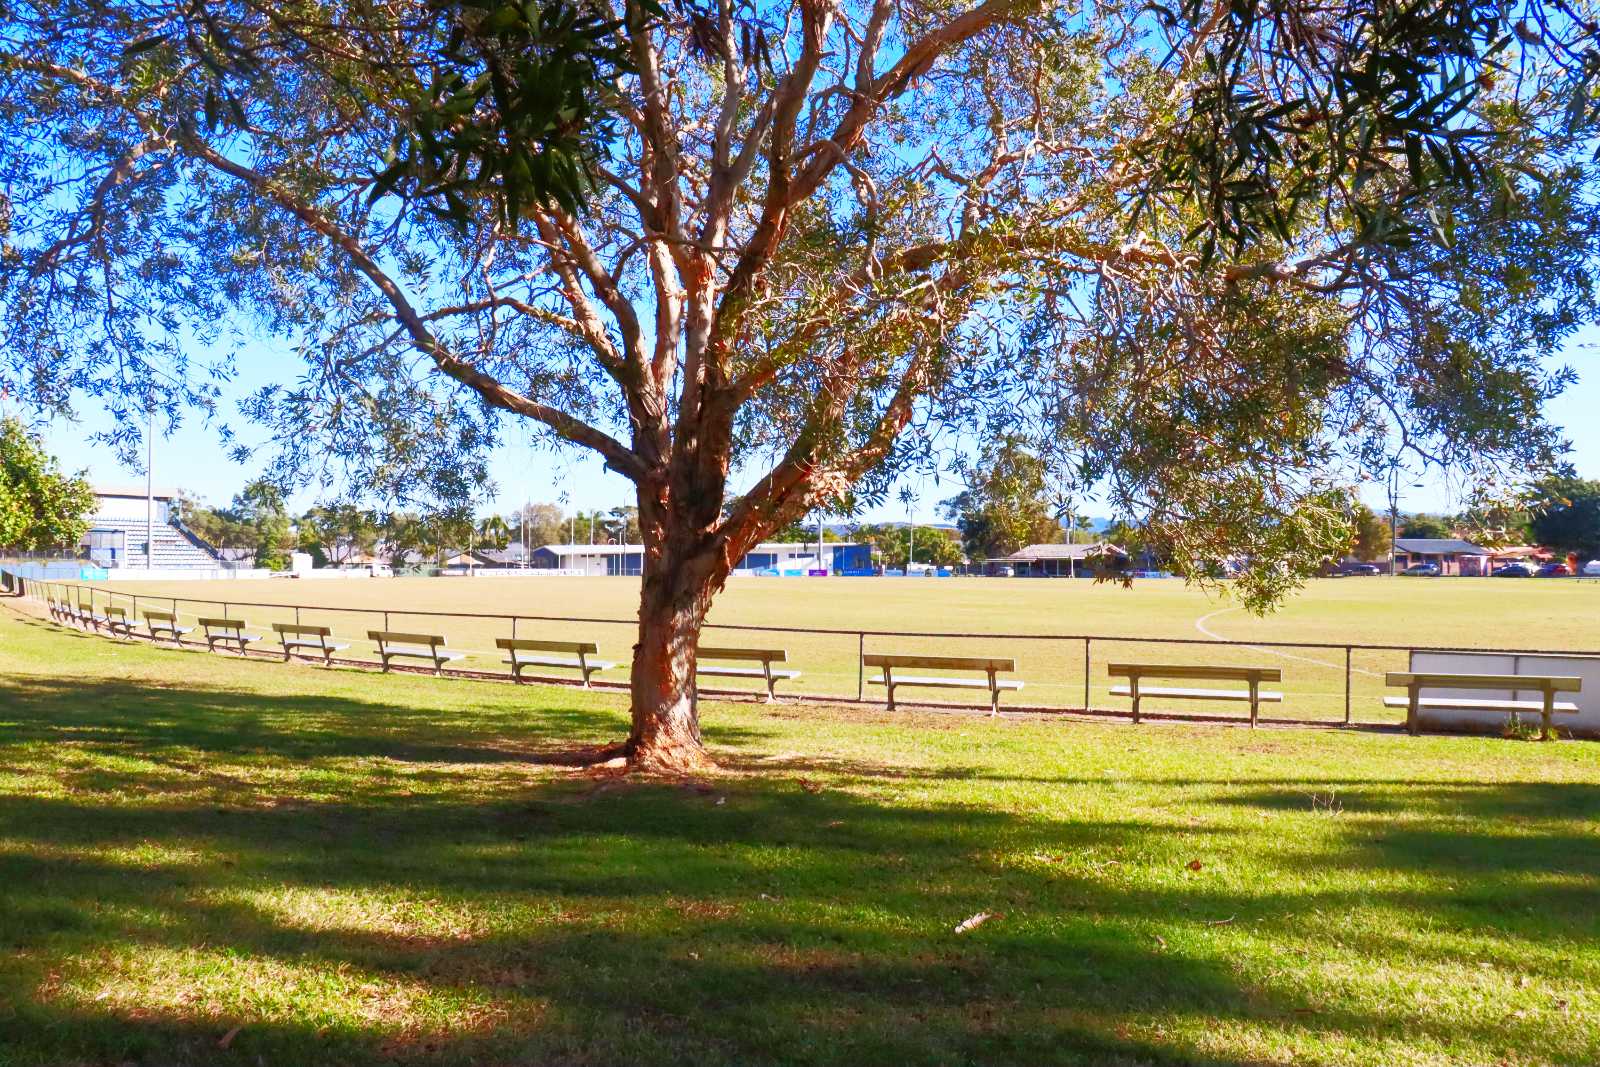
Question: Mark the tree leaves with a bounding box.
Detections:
[373,0,635,228]
[1141,0,1600,265]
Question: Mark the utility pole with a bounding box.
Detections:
[145,407,154,570]
[817,511,825,575]
[907,497,915,571]
[1387,465,1399,577]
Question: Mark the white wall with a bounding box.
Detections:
[1409,650,1600,739]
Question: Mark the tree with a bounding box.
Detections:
[1399,514,1453,540]
[301,504,381,564]
[177,493,254,551]
[509,503,567,550]
[478,514,512,550]
[1350,503,1391,562]
[861,523,963,570]
[5,1,1598,769]
[0,417,94,551]
[235,480,292,570]
[943,436,1065,561]
[1530,477,1600,558]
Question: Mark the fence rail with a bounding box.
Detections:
[10,570,1600,726]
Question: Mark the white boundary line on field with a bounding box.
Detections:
[1193,606,1383,677]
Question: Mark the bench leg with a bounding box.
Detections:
[1130,677,1141,725]
[1249,681,1259,729]
[987,670,999,717]
[1542,691,1555,742]
[885,682,896,712]
[764,665,777,703]
[1407,684,1420,736]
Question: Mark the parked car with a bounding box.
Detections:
[1342,562,1382,576]
[1401,563,1440,577]
[1492,562,1532,577]
[1584,560,1600,577]
[1535,561,1572,578]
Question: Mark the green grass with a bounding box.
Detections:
[3,601,1599,1065]
[56,574,1600,720]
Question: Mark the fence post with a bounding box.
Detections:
[1083,637,1091,711]
[1344,646,1353,725]
[857,632,864,701]
[295,605,301,627]
[132,594,139,622]
[513,616,519,641]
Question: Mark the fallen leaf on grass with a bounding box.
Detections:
[798,778,824,794]
[955,912,1000,934]
[1185,859,1204,871]
[1204,916,1235,926]
[1153,934,1167,949]
[217,1026,242,1049]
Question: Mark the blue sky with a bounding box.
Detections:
[26,324,1600,525]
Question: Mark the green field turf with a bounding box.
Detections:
[43,574,1600,723]
[2,601,1598,1066]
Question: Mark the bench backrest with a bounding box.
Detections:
[864,653,1016,673]
[143,609,179,623]
[1108,663,1282,683]
[1386,671,1581,693]
[274,622,333,637]
[698,646,786,663]
[198,617,247,631]
[105,606,128,619]
[496,638,599,655]
[368,630,446,647]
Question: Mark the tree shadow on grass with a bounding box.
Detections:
[1,675,1599,1065]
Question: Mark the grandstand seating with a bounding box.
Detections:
[86,517,224,569]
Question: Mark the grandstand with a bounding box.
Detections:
[81,487,223,569]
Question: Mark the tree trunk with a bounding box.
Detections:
[627,525,719,773]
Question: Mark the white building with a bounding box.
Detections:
[531,541,870,576]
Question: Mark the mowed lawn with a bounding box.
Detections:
[2,602,1599,1066]
[70,574,1600,720]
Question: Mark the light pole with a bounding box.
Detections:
[145,406,155,570]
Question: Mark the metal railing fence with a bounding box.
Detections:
[10,571,1600,725]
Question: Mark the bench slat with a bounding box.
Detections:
[369,630,448,647]
[504,656,617,671]
[864,653,1016,672]
[383,645,464,660]
[699,665,801,679]
[1108,663,1282,682]
[1386,671,1581,692]
[497,638,600,655]
[870,675,1023,690]
[283,638,350,651]
[274,623,334,637]
[1381,696,1580,714]
[699,647,787,663]
[1112,685,1283,702]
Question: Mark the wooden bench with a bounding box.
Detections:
[198,617,263,654]
[1109,663,1284,726]
[103,606,138,639]
[141,609,193,645]
[697,647,800,702]
[864,653,1022,716]
[368,630,464,675]
[273,622,350,665]
[496,638,615,687]
[1385,671,1581,740]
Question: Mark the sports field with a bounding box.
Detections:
[51,575,1600,723]
[3,601,1599,1066]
